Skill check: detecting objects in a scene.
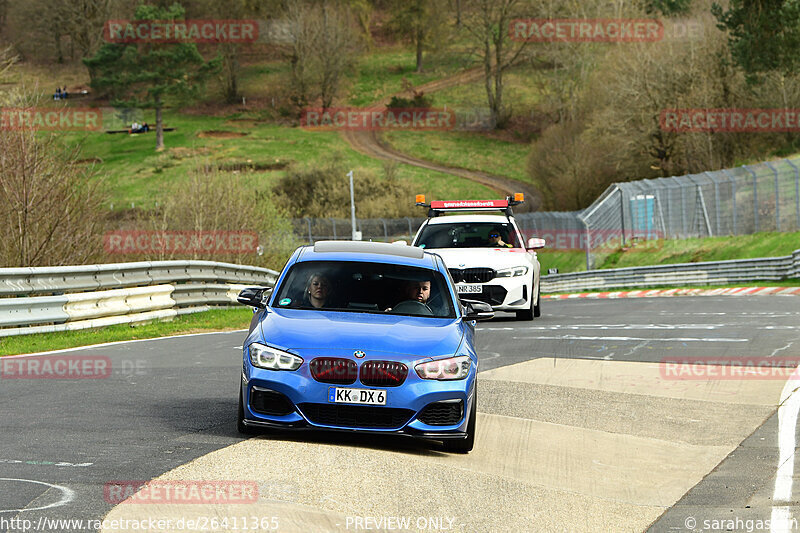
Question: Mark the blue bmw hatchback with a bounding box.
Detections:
[236,240,493,453]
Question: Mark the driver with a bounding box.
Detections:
[487,230,512,248]
[403,280,431,304]
[385,279,432,313]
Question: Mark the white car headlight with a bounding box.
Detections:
[249,342,303,371]
[496,266,528,277]
[415,356,471,380]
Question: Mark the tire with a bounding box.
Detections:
[533,284,541,318]
[443,390,476,454]
[237,386,256,435]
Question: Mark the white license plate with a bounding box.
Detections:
[456,284,482,294]
[328,387,386,405]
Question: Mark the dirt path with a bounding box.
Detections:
[341,69,541,212]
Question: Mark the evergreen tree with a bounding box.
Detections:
[83,3,220,150]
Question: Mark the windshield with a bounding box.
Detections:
[272,261,456,318]
[415,222,521,249]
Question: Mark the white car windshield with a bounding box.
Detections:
[415,222,520,249]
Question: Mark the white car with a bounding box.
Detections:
[410,197,545,320]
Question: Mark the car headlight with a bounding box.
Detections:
[249,342,303,371]
[415,356,471,380]
[496,266,528,277]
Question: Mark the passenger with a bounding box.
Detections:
[303,273,331,309]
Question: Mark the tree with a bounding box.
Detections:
[83,3,220,151]
[388,0,447,72]
[713,0,800,82]
[0,129,108,267]
[64,0,114,59]
[461,0,529,127]
[285,0,359,110]
[0,0,8,37]
[645,0,692,15]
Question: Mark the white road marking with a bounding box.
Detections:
[771,367,800,533]
[512,335,748,342]
[0,459,92,468]
[770,342,796,358]
[0,478,75,513]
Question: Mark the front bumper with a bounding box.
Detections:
[458,276,534,311]
[240,366,475,439]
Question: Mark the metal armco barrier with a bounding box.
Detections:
[0,260,277,296]
[541,249,800,293]
[0,260,278,339]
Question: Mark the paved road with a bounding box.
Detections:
[1,296,799,532]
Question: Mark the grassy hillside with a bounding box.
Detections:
[66,111,495,208]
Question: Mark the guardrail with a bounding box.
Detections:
[540,249,800,293]
[0,261,278,339]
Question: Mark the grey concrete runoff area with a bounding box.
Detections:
[0,296,799,532]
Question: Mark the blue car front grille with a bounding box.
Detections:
[310,358,358,385]
[359,361,408,387]
[298,403,414,429]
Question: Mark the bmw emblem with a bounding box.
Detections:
[354,350,366,359]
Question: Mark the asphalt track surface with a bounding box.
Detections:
[1,296,799,532]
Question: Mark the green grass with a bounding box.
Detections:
[382,130,534,185]
[536,231,800,274]
[346,47,472,106]
[0,307,253,356]
[65,110,496,208]
[379,64,545,186]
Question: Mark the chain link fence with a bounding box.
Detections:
[292,156,800,271]
[290,217,426,243]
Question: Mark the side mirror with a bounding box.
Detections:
[237,287,272,308]
[527,237,546,250]
[461,299,494,321]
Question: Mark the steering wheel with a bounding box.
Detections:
[390,300,434,316]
